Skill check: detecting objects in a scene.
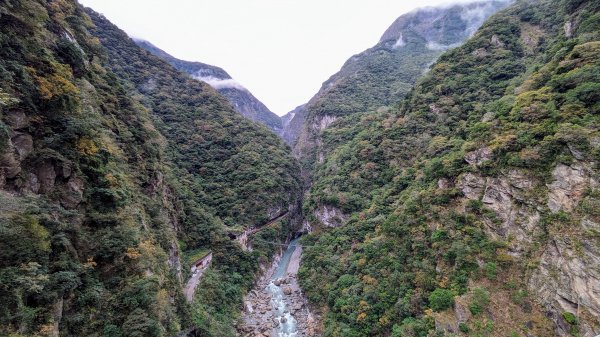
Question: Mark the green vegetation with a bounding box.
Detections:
[469,288,490,315]
[299,0,600,335]
[429,288,455,312]
[0,1,301,336]
[136,40,283,133]
[562,311,578,325]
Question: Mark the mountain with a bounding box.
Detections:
[0,2,301,337]
[286,1,510,166]
[135,40,284,134]
[298,0,600,335]
[281,104,307,145]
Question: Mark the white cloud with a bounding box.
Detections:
[392,33,406,49]
[193,76,247,91]
[426,41,462,51]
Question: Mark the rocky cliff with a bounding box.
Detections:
[0,2,302,336]
[298,0,600,335]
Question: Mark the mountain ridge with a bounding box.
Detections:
[136,40,284,134]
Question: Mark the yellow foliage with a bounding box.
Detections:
[47,0,76,26]
[105,173,119,188]
[362,275,378,285]
[357,312,368,321]
[125,247,142,260]
[27,62,79,101]
[513,87,551,112]
[83,257,97,269]
[518,147,541,161]
[76,137,99,156]
[38,323,55,336]
[489,133,517,151]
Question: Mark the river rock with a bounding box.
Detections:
[283,286,292,295]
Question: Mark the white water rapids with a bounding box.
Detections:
[267,238,300,337]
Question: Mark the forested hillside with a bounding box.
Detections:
[135,40,284,134]
[0,1,301,336]
[288,1,509,169]
[298,0,600,336]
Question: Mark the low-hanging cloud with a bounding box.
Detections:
[426,41,462,51]
[393,33,406,49]
[460,1,513,37]
[193,75,247,91]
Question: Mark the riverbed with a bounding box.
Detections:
[237,239,319,337]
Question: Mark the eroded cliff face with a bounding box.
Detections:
[457,157,600,335]
[297,0,600,335]
[0,2,303,336]
[291,1,510,230]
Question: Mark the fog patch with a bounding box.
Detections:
[426,41,462,51]
[193,75,247,91]
[393,33,406,49]
[460,1,512,37]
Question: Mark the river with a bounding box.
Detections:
[268,238,300,336]
[237,238,319,336]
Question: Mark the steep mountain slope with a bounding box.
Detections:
[299,0,600,336]
[0,2,301,337]
[136,40,284,134]
[287,1,509,169]
[281,104,307,145]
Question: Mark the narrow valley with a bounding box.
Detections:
[1,0,599,336]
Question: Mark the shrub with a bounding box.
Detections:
[429,288,455,312]
[484,262,497,280]
[469,287,490,315]
[562,311,578,325]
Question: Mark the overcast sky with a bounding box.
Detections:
[79,0,477,115]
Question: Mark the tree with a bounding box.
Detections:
[428,288,455,312]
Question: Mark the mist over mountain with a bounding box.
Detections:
[286,0,510,171]
[136,40,284,134]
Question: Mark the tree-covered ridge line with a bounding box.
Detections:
[288,1,510,178]
[135,39,284,134]
[0,1,303,336]
[299,0,600,335]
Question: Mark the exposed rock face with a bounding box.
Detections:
[547,163,597,213]
[314,115,337,131]
[5,110,29,129]
[281,104,306,145]
[37,162,57,194]
[11,133,33,160]
[314,205,347,228]
[458,170,540,255]
[458,162,600,335]
[59,176,84,209]
[465,146,492,166]
[530,222,600,337]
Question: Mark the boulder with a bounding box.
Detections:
[37,162,56,194]
[465,147,492,166]
[5,110,29,129]
[11,133,33,160]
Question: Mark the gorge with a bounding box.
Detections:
[1,0,599,337]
